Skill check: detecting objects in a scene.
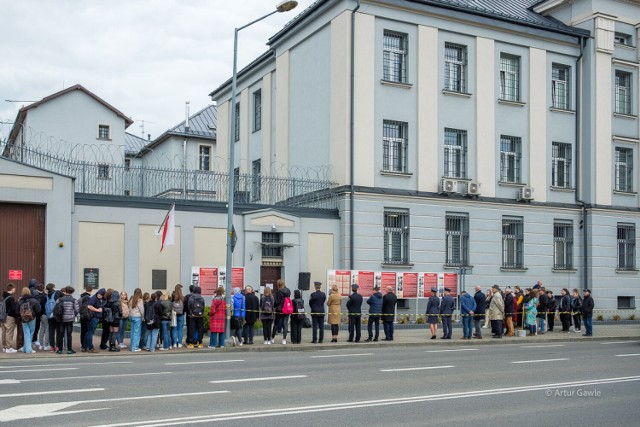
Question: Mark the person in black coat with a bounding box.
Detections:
[15,287,41,354]
[346,284,363,342]
[546,290,557,332]
[243,286,260,345]
[559,288,572,332]
[581,289,594,336]
[308,282,326,344]
[537,288,549,333]
[473,286,486,339]
[439,288,455,339]
[381,287,398,341]
[503,287,515,336]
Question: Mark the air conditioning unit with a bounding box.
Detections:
[440,178,458,194]
[464,181,481,196]
[518,186,534,201]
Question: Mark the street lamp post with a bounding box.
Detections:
[225,0,298,341]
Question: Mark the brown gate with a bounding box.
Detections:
[260,266,281,289]
[0,203,45,293]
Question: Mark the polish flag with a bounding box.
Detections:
[159,204,175,252]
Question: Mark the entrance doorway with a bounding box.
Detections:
[260,266,281,290]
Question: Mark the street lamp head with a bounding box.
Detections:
[276,1,298,12]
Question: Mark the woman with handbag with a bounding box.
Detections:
[171,284,185,348]
[117,291,129,349]
[260,287,275,345]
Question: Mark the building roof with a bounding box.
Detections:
[136,104,217,156]
[125,132,148,156]
[8,84,133,143]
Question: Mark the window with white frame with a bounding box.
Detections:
[384,210,409,264]
[500,54,520,102]
[253,90,262,132]
[553,221,573,270]
[444,43,467,93]
[615,32,632,46]
[234,102,240,142]
[552,142,572,188]
[552,64,570,110]
[98,124,111,140]
[445,213,469,267]
[615,71,632,115]
[251,159,261,201]
[500,135,521,183]
[615,146,633,192]
[444,128,467,179]
[199,145,211,171]
[617,223,636,271]
[382,120,408,173]
[383,31,407,83]
[502,216,524,269]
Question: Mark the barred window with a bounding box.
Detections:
[445,213,469,267]
[617,223,636,270]
[615,147,633,192]
[444,128,467,179]
[234,102,240,142]
[199,145,211,171]
[552,64,570,110]
[502,217,524,269]
[383,120,408,173]
[97,164,111,180]
[253,90,262,132]
[552,142,571,188]
[553,221,573,270]
[444,43,467,92]
[384,210,409,264]
[383,31,407,83]
[98,124,110,140]
[500,135,521,183]
[615,71,632,115]
[262,232,282,258]
[251,159,261,201]
[500,54,520,102]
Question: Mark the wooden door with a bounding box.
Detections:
[260,266,281,290]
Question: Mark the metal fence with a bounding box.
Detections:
[4,144,340,210]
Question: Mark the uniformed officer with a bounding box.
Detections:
[426,287,440,340]
[440,288,455,339]
[346,284,363,342]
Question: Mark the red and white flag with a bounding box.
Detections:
[158,204,175,252]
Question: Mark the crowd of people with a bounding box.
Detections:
[0,278,595,355]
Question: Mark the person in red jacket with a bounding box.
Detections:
[209,287,226,348]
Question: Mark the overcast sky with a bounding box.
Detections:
[0,0,315,141]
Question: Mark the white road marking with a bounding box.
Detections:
[0,380,20,385]
[309,353,374,358]
[0,367,77,374]
[0,361,132,369]
[601,341,638,345]
[91,375,640,427]
[13,371,171,383]
[165,359,244,366]
[0,388,104,398]
[520,344,565,348]
[210,375,306,384]
[0,403,106,422]
[380,366,454,372]
[425,349,478,353]
[512,358,569,364]
[615,353,640,357]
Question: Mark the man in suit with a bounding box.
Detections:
[346,284,363,342]
[308,281,326,343]
[473,286,486,339]
[381,287,397,341]
[439,288,455,339]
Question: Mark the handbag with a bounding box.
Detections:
[171,309,177,327]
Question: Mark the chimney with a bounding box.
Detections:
[147,134,151,141]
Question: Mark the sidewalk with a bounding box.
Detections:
[2,323,638,358]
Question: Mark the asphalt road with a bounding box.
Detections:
[0,340,639,426]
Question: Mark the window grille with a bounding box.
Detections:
[383,31,407,83]
[615,147,633,192]
[262,232,282,258]
[251,159,261,201]
[552,64,570,109]
[199,146,211,171]
[617,223,636,270]
[234,102,240,142]
[444,43,467,92]
[97,164,111,180]
[445,213,469,266]
[384,210,409,264]
[553,221,573,270]
[615,71,632,115]
[383,120,408,173]
[98,125,110,140]
[502,217,524,269]
[253,90,262,132]
[500,54,520,102]
[500,135,521,183]
[444,128,467,179]
[552,142,571,188]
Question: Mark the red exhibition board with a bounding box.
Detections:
[380,272,397,294]
[357,271,375,297]
[199,267,218,296]
[443,273,458,297]
[401,272,419,298]
[232,267,245,288]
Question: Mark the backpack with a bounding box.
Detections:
[144,302,156,326]
[172,300,184,315]
[190,297,204,318]
[295,300,306,320]
[261,297,273,315]
[20,301,34,322]
[103,305,114,324]
[282,297,294,315]
[45,292,56,318]
[52,299,64,321]
[0,298,6,322]
[79,294,92,319]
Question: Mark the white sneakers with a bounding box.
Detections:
[119,343,127,349]
[4,348,17,353]
[133,348,141,352]
[282,339,287,345]
[177,343,183,348]
[43,345,51,351]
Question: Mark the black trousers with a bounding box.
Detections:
[100,320,109,348]
[80,316,90,349]
[491,319,503,337]
[48,318,58,349]
[560,313,571,331]
[367,315,380,340]
[331,324,339,336]
[243,322,254,343]
[348,315,361,342]
[262,319,273,341]
[383,320,394,340]
[34,314,41,342]
[290,317,302,343]
[272,314,289,340]
[547,312,555,331]
[188,317,204,344]
[185,315,192,343]
[442,316,452,338]
[57,321,73,351]
[572,314,582,330]
[312,316,324,342]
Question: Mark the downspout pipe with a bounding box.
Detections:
[574,36,588,290]
[349,0,361,270]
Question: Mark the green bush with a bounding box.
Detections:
[629,314,636,321]
[596,314,604,321]
[415,316,426,325]
[612,314,621,321]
